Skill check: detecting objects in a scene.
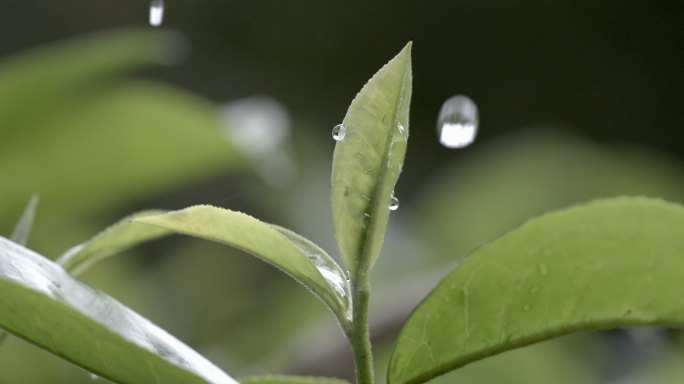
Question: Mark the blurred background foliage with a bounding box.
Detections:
[0,1,683,383]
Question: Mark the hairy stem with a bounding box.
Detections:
[348,272,374,384]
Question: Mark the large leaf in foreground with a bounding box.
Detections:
[389,197,684,384]
[56,210,170,275]
[241,375,351,384]
[135,206,352,325]
[331,43,412,277]
[0,237,236,384]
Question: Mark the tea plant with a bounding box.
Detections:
[2,43,684,384]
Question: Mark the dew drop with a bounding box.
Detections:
[437,95,478,148]
[332,124,346,141]
[149,0,165,27]
[389,194,399,211]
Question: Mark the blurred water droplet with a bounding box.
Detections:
[149,0,165,27]
[332,124,346,141]
[523,305,531,311]
[389,194,400,211]
[529,286,539,293]
[437,95,478,148]
[219,96,295,187]
[90,373,101,381]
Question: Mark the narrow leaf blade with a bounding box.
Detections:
[0,237,237,384]
[331,43,412,276]
[241,375,351,384]
[135,206,351,325]
[56,210,170,275]
[389,197,684,384]
[10,195,39,246]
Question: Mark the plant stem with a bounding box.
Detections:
[348,272,374,384]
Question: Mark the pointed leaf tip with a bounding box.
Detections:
[331,43,413,278]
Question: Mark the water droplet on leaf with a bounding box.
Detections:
[389,194,399,211]
[332,124,346,141]
[437,95,478,148]
[149,0,165,27]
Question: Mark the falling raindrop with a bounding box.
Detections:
[332,124,346,141]
[389,194,399,211]
[149,0,165,27]
[437,95,478,148]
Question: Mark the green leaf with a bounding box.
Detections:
[240,375,351,384]
[0,237,237,384]
[0,81,243,220]
[0,195,41,346]
[418,128,684,262]
[0,28,183,145]
[388,197,684,384]
[10,195,39,246]
[56,210,170,275]
[331,43,412,277]
[135,206,352,325]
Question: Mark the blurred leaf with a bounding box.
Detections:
[135,206,352,326]
[0,237,237,384]
[0,195,40,346]
[240,375,350,384]
[10,195,39,246]
[331,43,412,277]
[0,28,183,144]
[419,128,684,261]
[423,338,599,384]
[389,197,684,384]
[0,81,244,220]
[56,210,170,275]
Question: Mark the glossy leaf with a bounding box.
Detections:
[0,195,40,346]
[389,197,684,384]
[135,206,352,325]
[331,43,412,277]
[56,210,170,275]
[10,195,39,246]
[0,237,237,384]
[240,375,351,384]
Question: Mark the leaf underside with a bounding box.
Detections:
[135,206,351,325]
[331,42,412,277]
[389,197,684,384]
[0,237,237,384]
[56,210,170,275]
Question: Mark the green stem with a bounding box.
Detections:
[348,272,374,384]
